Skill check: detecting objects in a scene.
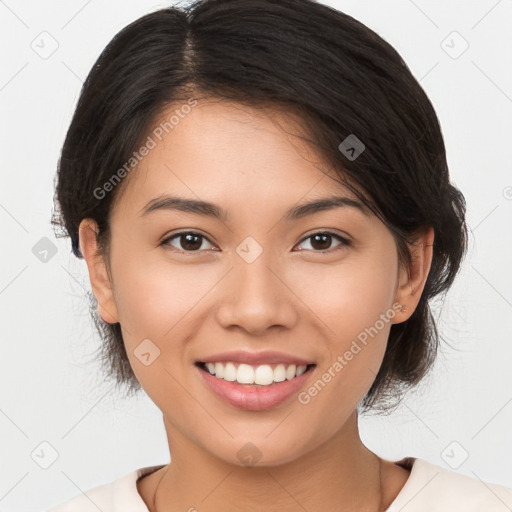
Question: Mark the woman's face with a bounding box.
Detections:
[81,99,427,466]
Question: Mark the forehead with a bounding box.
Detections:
[111,99,360,218]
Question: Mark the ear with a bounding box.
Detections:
[78,218,119,324]
[392,226,434,324]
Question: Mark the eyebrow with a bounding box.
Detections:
[138,194,369,221]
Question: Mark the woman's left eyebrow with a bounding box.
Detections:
[138,194,369,221]
[284,196,369,220]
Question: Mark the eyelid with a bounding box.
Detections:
[298,229,351,245]
[159,230,216,251]
[160,229,351,254]
[295,231,351,252]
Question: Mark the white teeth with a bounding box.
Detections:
[237,363,255,384]
[254,364,273,385]
[273,364,286,382]
[223,362,237,381]
[285,364,296,380]
[214,362,224,378]
[201,361,311,385]
[296,365,307,377]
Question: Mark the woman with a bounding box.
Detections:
[47,0,512,510]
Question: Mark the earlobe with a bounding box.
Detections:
[392,227,434,324]
[78,218,119,324]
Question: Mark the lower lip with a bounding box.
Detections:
[195,363,316,411]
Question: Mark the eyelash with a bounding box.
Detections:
[159,230,351,254]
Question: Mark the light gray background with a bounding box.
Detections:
[1,0,511,510]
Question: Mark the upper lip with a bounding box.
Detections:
[197,350,315,366]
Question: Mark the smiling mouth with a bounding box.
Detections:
[195,361,317,386]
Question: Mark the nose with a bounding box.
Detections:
[215,254,298,336]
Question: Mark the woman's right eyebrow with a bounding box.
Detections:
[138,194,369,221]
[138,194,227,220]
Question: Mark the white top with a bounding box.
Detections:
[45,457,512,512]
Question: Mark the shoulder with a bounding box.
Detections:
[44,465,165,512]
[387,457,512,512]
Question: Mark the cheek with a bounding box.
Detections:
[292,252,398,407]
[294,252,398,339]
[111,249,222,339]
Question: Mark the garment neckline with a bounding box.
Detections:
[131,458,419,511]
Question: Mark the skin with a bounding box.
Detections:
[79,98,434,512]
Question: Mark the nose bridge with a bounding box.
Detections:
[237,251,279,302]
[215,240,297,334]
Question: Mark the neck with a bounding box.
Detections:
[151,411,384,512]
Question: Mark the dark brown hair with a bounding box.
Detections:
[51,0,467,413]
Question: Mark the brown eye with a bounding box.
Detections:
[296,232,350,253]
[161,232,213,252]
